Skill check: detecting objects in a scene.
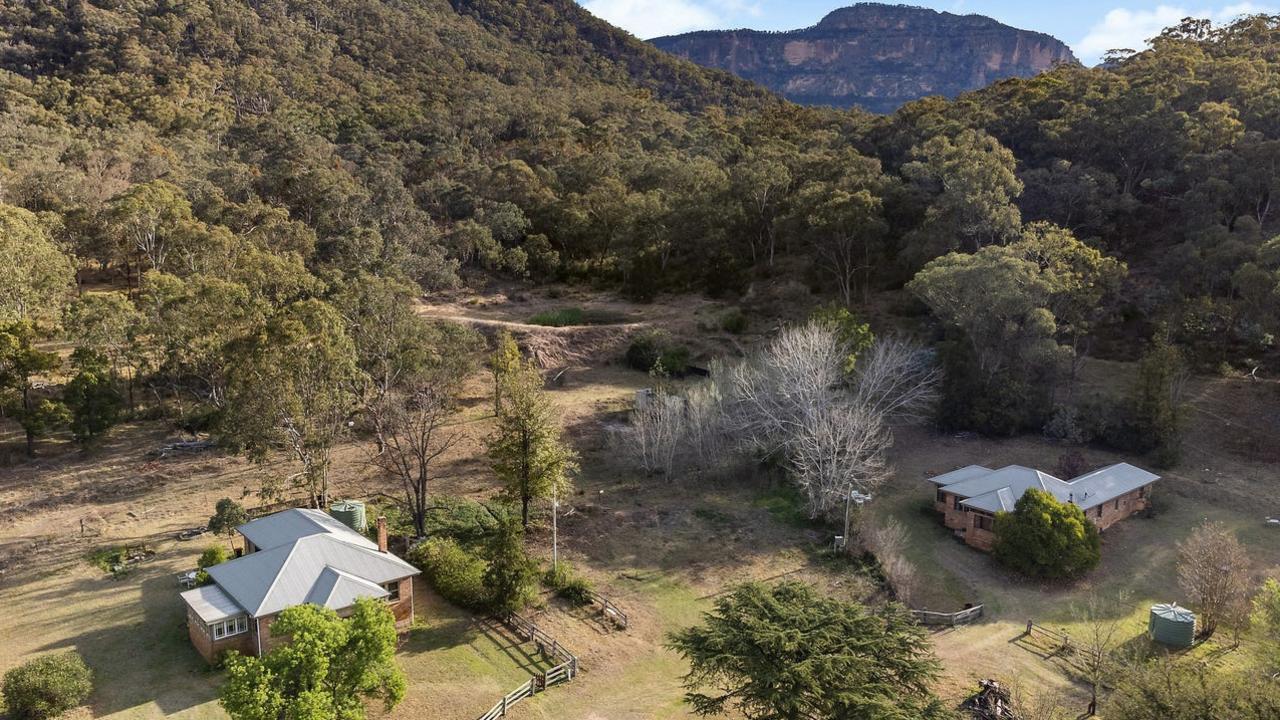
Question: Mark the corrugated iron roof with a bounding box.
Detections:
[926,464,994,486]
[306,567,390,609]
[180,583,245,623]
[237,508,378,552]
[207,533,417,617]
[944,462,1159,515]
[1067,463,1161,510]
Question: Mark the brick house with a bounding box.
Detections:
[929,463,1159,551]
[179,508,419,663]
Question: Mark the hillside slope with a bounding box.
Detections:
[652,3,1077,112]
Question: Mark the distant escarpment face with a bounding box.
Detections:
[651,3,1077,113]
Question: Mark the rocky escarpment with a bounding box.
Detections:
[651,3,1077,113]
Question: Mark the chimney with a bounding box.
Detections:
[376,516,388,553]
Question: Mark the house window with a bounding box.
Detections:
[973,514,994,532]
[1114,498,1121,510]
[210,615,248,640]
[1096,506,1103,518]
[383,581,401,602]
[1139,485,1147,498]
[952,495,961,510]
[936,489,946,504]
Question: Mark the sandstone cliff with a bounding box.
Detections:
[651,3,1077,113]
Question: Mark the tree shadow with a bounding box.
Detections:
[34,562,220,716]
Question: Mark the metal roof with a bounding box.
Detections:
[1151,602,1196,623]
[941,462,1159,515]
[237,508,378,552]
[925,464,994,486]
[305,567,389,609]
[207,533,418,617]
[1067,463,1162,510]
[180,583,245,623]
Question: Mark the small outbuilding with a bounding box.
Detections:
[1149,602,1196,647]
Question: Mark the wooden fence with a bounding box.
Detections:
[588,590,629,630]
[476,613,579,720]
[910,604,984,626]
[1025,621,1072,650]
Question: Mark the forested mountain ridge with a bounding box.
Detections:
[652,4,1077,112]
[0,0,1278,452]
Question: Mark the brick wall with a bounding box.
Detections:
[932,484,1154,555]
[936,492,970,530]
[1084,485,1151,531]
[390,577,414,627]
[187,606,255,664]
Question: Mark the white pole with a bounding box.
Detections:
[552,485,559,573]
[842,489,852,551]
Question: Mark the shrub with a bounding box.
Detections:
[2,652,92,720]
[422,497,512,547]
[719,308,748,335]
[857,518,919,605]
[195,544,229,585]
[658,346,690,375]
[207,498,249,537]
[529,307,584,327]
[523,234,560,281]
[408,537,490,610]
[85,546,127,574]
[1055,450,1088,480]
[625,329,668,371]
[544,563,594,607]
[1043,405,1092,444]
[482,518,538,614]
[993,489,1100,579]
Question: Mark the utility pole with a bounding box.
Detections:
[841,489,873,552]
[552,484,559,573]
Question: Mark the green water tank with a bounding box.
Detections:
[329,500,367,533]
[1149,603,1196,648]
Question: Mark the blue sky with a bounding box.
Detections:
[577,0,1276,64]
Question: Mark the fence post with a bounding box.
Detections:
[501,696,507,716]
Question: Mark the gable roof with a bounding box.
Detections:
[1066,463,1161,510]
[192,509,417,619]
[931,462,1159,515]
[925,464,994,487]
[238,508,378,552]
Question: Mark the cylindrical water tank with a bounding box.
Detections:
[329,500,367,533]
[1148,603,1196,647]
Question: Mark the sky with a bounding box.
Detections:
[577,0,1277,65]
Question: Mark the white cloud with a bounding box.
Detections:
[582,0,721,38]
[1078,2,1276,64]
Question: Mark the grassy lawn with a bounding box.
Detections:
[876,423,1280,705]
[4,304,1277,719]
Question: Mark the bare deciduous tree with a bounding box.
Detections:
[629,388,685,477]
[1178,520,1253,639]
[369,371,464,538]
[851,335,940,421]
[619,321,937,520]
[725,321,937,517]
[857,516,918,605]
[1073,590,1131,712]
[790,403,890,518]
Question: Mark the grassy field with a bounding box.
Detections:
[3,288,1279,719]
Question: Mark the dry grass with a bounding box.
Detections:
[4,287,1280,719]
